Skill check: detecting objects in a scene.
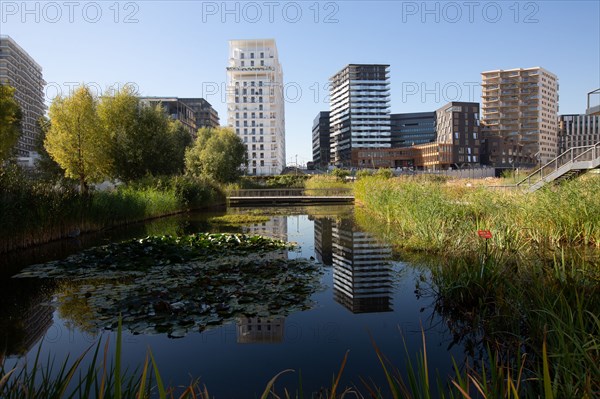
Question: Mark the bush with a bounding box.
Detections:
[331,168,350,180]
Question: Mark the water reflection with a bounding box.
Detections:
[236,317,285,344]
[314,217,393,314]
[0,279,54,356]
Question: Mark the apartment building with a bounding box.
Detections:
[329,64,391,167]
[179,98,220,129]
[559,114,600,153]
[0,35,46,160]
[312,111,331,168]
[227,39,285,175]
[481,67,559,165]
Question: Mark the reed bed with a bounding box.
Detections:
[0,170,225,254]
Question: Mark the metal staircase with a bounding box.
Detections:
[516,142,600,192]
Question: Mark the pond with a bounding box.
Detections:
[0,205,464,397]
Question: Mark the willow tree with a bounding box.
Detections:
[0,84,22,162]
[45,86,110,193]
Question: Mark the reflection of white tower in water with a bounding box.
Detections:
[242,216,287,241]
[236,317,285,344]
[331,219,393,313]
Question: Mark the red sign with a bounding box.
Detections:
[477,230,492,239]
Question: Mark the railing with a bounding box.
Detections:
[229,188,354,197]
[517,142,600,188]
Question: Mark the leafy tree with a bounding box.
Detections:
[34,116,67,181]
[168,120,193,174]
[44,86,111,193]
[0,84,22,162]
[98,87,192,182]
[185,127,247,183]
[331,167,350,180]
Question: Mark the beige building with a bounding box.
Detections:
[227,39,286,175]
[481,67,559,165]
[0,35,46,161]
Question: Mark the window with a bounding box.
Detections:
[241,60,244,66]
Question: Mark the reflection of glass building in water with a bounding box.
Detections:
[314,218,333,266]
[0,281,53,356]
[236,317,285,344]
[331,219,393,313]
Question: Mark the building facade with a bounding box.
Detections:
[481,67,559,165]
[227,39,285,176]
[0,35,46,159]
[559,114,600,153]
[329,64,391,167]
[390,112,436,148]
[139,97,197,134]
[179,98,220,129]
[434,101,481,167]
[312,111,330,168]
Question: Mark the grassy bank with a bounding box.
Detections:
[354,175,600,397]
[354,174,600,258]
[0,169,225,253]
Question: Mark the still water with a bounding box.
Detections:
[0,205,463,397]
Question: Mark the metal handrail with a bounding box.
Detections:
[516,142,600,187]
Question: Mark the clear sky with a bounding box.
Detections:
[2,0,599,166]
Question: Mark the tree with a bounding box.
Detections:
[185,127,247,183]
[167,120,193,175]
[34,116,66,181]
[98,87,192,182]
[44,86,110,193]
[0,84,22,162]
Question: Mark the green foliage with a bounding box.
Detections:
[375,168,394,179]
[0,171,224,253]
[0,84,22,162]
[331,167,350,180]
[207,214,271,225]
[185,127,247,183]
[305,175,349,191]
[45,86,111,193]
[356,169,374,179]
[98,87,193,182]
[265,174,307,188]
[33,116,67,182]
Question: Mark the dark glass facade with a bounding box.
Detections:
[312,111,331,167]
[390,112,436,147]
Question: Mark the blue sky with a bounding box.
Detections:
[2,1,599,165]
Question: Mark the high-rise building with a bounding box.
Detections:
[312,111,330,168]
[329,64,391,167]
[179,98,220,129]
[430,101,481,167]
[559,114,600,153]
[481,67,559,165]
[0,35,46,160]
[390,112,436,148]
[227,39,285,175]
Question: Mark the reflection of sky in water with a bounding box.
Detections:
[1,207,463,397]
